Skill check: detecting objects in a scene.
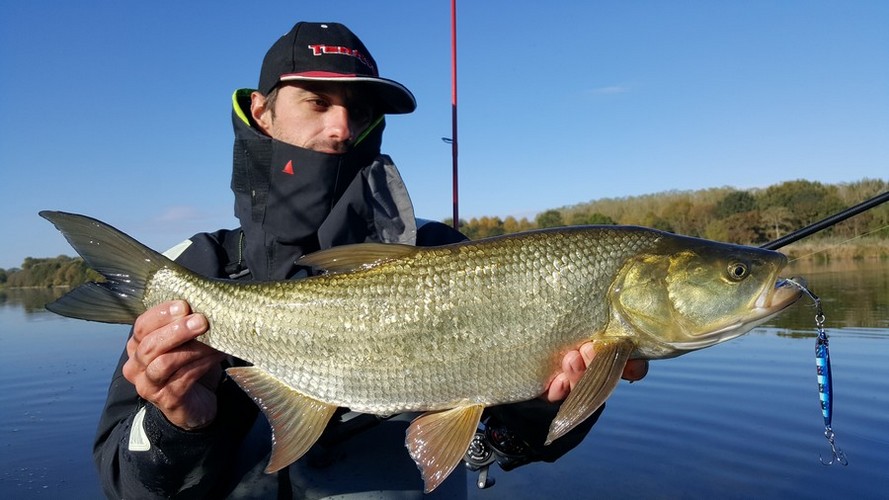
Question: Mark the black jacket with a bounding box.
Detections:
[92,91,596,499]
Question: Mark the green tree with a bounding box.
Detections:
[569,211,616,225]
[832,179,889,238]
[663,198,701,236]
[760,206,794,241]
[536,210,564,228]
[2,256,99,288]
[640,212,673,232]
[756,180,844,230]
[472,216,506,239]
[721,212,765,244]
[715,190,756,218]
[704,218,729,242]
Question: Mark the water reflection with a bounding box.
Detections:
[783,259,889,329]
[5,259,884,328]
[0,260,886,498]
[0,287,69,313]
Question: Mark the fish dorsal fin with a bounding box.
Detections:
[226,366,337,472]
[406,404,484,493]
[298,243,420,274]
[546,338,634,445]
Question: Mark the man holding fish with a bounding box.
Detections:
[90,21,647,498]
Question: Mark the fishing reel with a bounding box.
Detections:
[463,418,535,489]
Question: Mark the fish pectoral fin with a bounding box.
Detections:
[546,338,634,445]
[226,366,336,473]
[297,242,419,274]
[406,404,484,493]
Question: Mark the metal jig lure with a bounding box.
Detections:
[782,278,848,466]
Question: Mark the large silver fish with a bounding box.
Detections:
[41,211,801,492]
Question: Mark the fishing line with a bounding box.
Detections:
[786,223,889,264]
[760,194,888,467]
[781,278,848,466]
[761,190,889,251]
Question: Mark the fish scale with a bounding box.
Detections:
[41,211,802,492]
[142,229,655,414]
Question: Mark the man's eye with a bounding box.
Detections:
[350,106,372,124]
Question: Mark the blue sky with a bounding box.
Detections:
[1,1,887,269]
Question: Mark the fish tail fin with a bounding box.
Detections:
[39,210,173,324]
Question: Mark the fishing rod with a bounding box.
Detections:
[761,190,889,251]
[763,192,889,469]
[449,0,459,230]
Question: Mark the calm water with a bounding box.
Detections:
[0,261,887,499]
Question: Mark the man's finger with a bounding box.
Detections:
[133,300,190,342]
[561,350,586,382]
[545,373,570,403]
[132,313,208,369]
[579,342,596,366]
[142,339,217,386]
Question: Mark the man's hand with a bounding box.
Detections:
[122,300,226,430]
[543,342,649,403]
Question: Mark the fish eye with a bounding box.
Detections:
[727,262,749,281]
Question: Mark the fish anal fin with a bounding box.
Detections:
[226,366,336,472]
[406,404,484,493]
[546,338,634,445]
[297,243,419,274]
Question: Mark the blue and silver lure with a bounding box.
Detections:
[814,307,848,465]
[783,278,848,466]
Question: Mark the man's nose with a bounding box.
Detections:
[326,105,353,142]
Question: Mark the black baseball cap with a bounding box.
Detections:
[258,22,416,114]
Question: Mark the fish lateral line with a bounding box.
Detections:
[41,210,809,492]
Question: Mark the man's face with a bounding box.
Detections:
[251,82,375,154]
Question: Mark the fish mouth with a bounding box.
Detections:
[667,277,803,351]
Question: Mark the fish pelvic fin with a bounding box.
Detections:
[297,242,419,274]
[39,211,174,324]
[226,366,337,473]
[406,403,484,493]
[546,338,634,445]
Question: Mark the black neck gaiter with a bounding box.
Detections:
[230,105,385,280]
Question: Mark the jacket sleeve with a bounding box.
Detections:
[92,337,258,498]
[92,231,259,498]
[484,399,602,468]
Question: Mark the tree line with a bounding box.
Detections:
[449,179,889,246]
[1,256,101,289]
[2,178,886,288]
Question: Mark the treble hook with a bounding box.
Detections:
[820,428,848,466]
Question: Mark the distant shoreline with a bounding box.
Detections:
[782,239,889,263]
[1,239,886,291]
